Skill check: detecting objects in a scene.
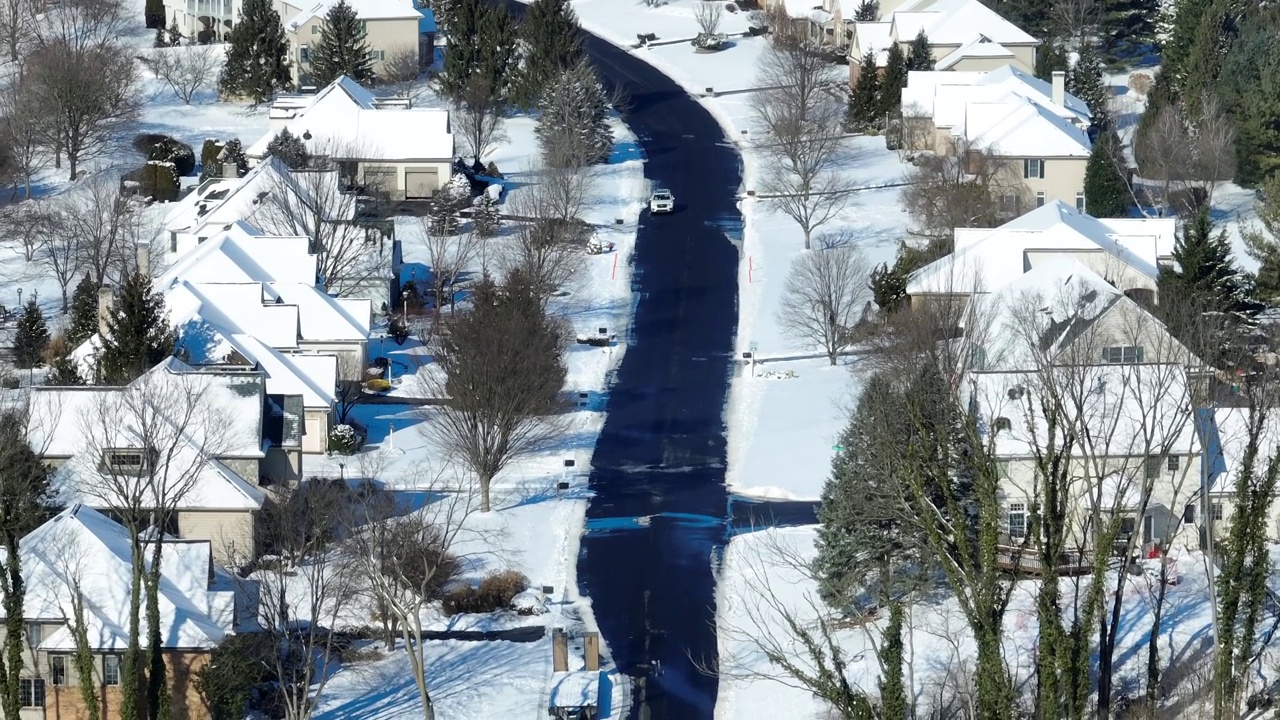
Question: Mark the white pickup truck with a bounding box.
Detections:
[649,189,675,214]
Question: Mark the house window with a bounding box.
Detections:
[103,449,153,473]
[1119,516,1136,535]
[104,655,122,686]
[1212,503,1224,522]
[996,459,1011,478]
[51,656,67,686]
[1145,456,1161,480]
[20,678,44,708]
[1076,192,1086,212]
[994,417,1011,432]
[311,24,319,33]
[1007,503,1026,539]
[25,622,41,647]
[300,45,310,63]
[368,49,385,60]
[1168,455,1180,472]
[1036,191,1046,207]
[1102,345,1145,364]
[1024,158,1044,179]
[169,231,178,253]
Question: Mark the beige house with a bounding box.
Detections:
[0,505,238,720]
[276,0,434,87]
[900,66,1093,207]
[249,75,454,201]
[845,0,1039,87]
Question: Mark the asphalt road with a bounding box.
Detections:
[573,33,745,720]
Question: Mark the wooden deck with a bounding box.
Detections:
[996,546,1094,577]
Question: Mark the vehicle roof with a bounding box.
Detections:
[653,189,672,195]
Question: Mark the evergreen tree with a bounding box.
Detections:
[879,42,907,119]
[906,30,934,71]
[853,0,878,21]
[1067,43,1110,128]
[1225,21,1280,186]
[12,297,49,369]
[96,273,178,385]
[535,62,613,167]
[46,351,85,386]
[168,18,183,46]
[154,26,168,48]
[879,603,907,720]
[473,192,501,237]
[848,51,882,131]
[1083,128,1130,218]
[65,275,100,347]
[1100,0,1161,62]
[222,138,250,178]
[309,0,374,86]
[1034,41,1069,81]
[219,0,291,103]
[440,0,518,102]
[1180,0,1239,116]
[868,261,908,313]
[266,128,311,169]
[146,0,165,29]
[516,0,584,107]
[1163,0,1211,88]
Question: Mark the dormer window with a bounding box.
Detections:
[1102,345,1144,364]
[994,417,1012,432]
[103,448,158,475]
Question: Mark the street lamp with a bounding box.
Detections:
[338,462,346,483]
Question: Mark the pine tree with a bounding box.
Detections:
[1034,41,1069,81]
[65,275,100,347]
[516,0,584,107]
[440,0,517,102]
[473,192,501,237]
[222,138,250,177]
[46,351,85,386]
[879,42,907,119]
[1067,43,1110,128]
[1227,26,1280,186]
[853,0,878,20]
[1163,0,1211,88]
[309,0,374,86]
[167,18,183,46]
[879,603,907,720]
[266,128,311,169]
[1180,0,1237,115]
[219,0,292,103]
[535,62,613,167]
[146,0,165,29]
[1100,0,1161,62]
[96,273,177,385]
[849,51,882,131]
[869,261,908,313]
[154,26,168,48]
[906,30,934,71]
[12,297,49,369]
[1083,128,1130,218]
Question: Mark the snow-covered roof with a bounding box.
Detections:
[904,65,1092,129]
[908,201,1178,295]
[890,0,1037,46]
[853,22,893,65]
[165,157,328,236]
[225,334,338,408]
[4,505,235,650]
[935,37,1016,69]
[158,223,318,286]
[248,77,452,162]
[964,98,1092,157]
[284,0,423,30]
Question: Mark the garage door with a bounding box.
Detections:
[404,169,439,200]
[363,166,399,198]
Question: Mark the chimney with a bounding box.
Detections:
[97,285,114,336]
[583,632,600,671]
[1051,70,1065,108]
[136,242,151,276]
[222,162,238,179]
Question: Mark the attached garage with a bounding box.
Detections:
[404,168,440,199]
[363,165,400,198]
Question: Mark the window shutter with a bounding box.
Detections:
[1023,159,1030,178]
[1038,159,1045,179]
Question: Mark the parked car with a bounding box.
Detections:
[650,189,674,213]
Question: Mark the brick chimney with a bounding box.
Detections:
[97,285,114,336]
[136,242,151,277]
[1051,70,1065,108]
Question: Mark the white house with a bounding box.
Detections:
[248,75,454,201]
[907,200,1178,313]
[0,505,239,719]
[900,66,1094,207]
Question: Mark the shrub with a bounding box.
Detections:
[199,138,224,181]
[532,216,593,247]
[442,570,529,615]
[123,162,180,202]
[196,633,268,720]
[364,378,391,392]
[134,134,196,176]
[484,161,503,179]
[692,32,728,50]
[328,423,363,454]
[1128,73,1153,97]
[389,314,410,344]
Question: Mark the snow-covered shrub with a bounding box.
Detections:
[134,133,195,176]
[692,32,728,50]
[327,423,363,455]
[426,195,460,235]
[441,570,529,616]
[122,161,180,202]
[472,191,501,238]
[364,378,391,392]
[444,172,472,203]
[388,314,410,345]
[484,161,503,179]
[1128,73,1153,98]
[511,589,549,615]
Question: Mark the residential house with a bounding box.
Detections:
[248,75,454,202]
[29,359,280,563]
[906,200,1177,318]
[846,0,1039,87]
[279,0,435,88]
[963,259,1203,565]
[899,66,1095,206]
[0,505,240,720]
[1196,406,1280,543]
[163,0,241,42]
[163,157,400,308]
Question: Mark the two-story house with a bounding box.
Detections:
[278,0,434,87]
[0,505,239,720]
[900,66,1095,207]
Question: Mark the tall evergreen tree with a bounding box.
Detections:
[1034,41,1069,81]
[879,42,907,119]
[96,273,178,385]
[1163,0,1211,88]
[1099,0,1161,61]
[879,603,907,720]
[1180,0,1240,116]
[65,275,100,347]
[219,0,292,103]
[12,297,49,369]
[535,62,613,167]
[906,30,934,71]
[309,0,374,86]
[852,0,878,21]
[1067,43,1111,128]
[516,0,584,107]
[1224,17,1280,186]
[266,128,311,169]
[1083,128,1130,218]
[848,51,882,131]
[167,18,183,46]
[440,0,518,102]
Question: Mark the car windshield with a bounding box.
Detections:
[654,191,671,199]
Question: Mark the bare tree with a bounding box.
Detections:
[900,140,1024,252]
[455,77,507,159]
[0,0,35,62]
[418,274,569,512]
[53,172,155,288]
[497,175,589,307]
[419,217,481,326]
[1134,93,1235,214]
[694,0,724,35]
[27,0,140,181]
[752,41,852,249]
[250,157,387,297]
[34,206,84,312]
[380,45,424,97]
[346,462,479,720]
[148,45,222,105]
[30,518,102,720]
[777,234,871,364]
[0,201,56,263]
[0,66,51,198]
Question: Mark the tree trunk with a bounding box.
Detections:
[1145,557,1170,708]
[1,538,25,720]
[121,544,145,720]
[67,151,78,183]
[401,623,435,720]
[974,621,1011,720]
[803,228,811,251]
[145,542,170,720]
[480,473,492,513]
